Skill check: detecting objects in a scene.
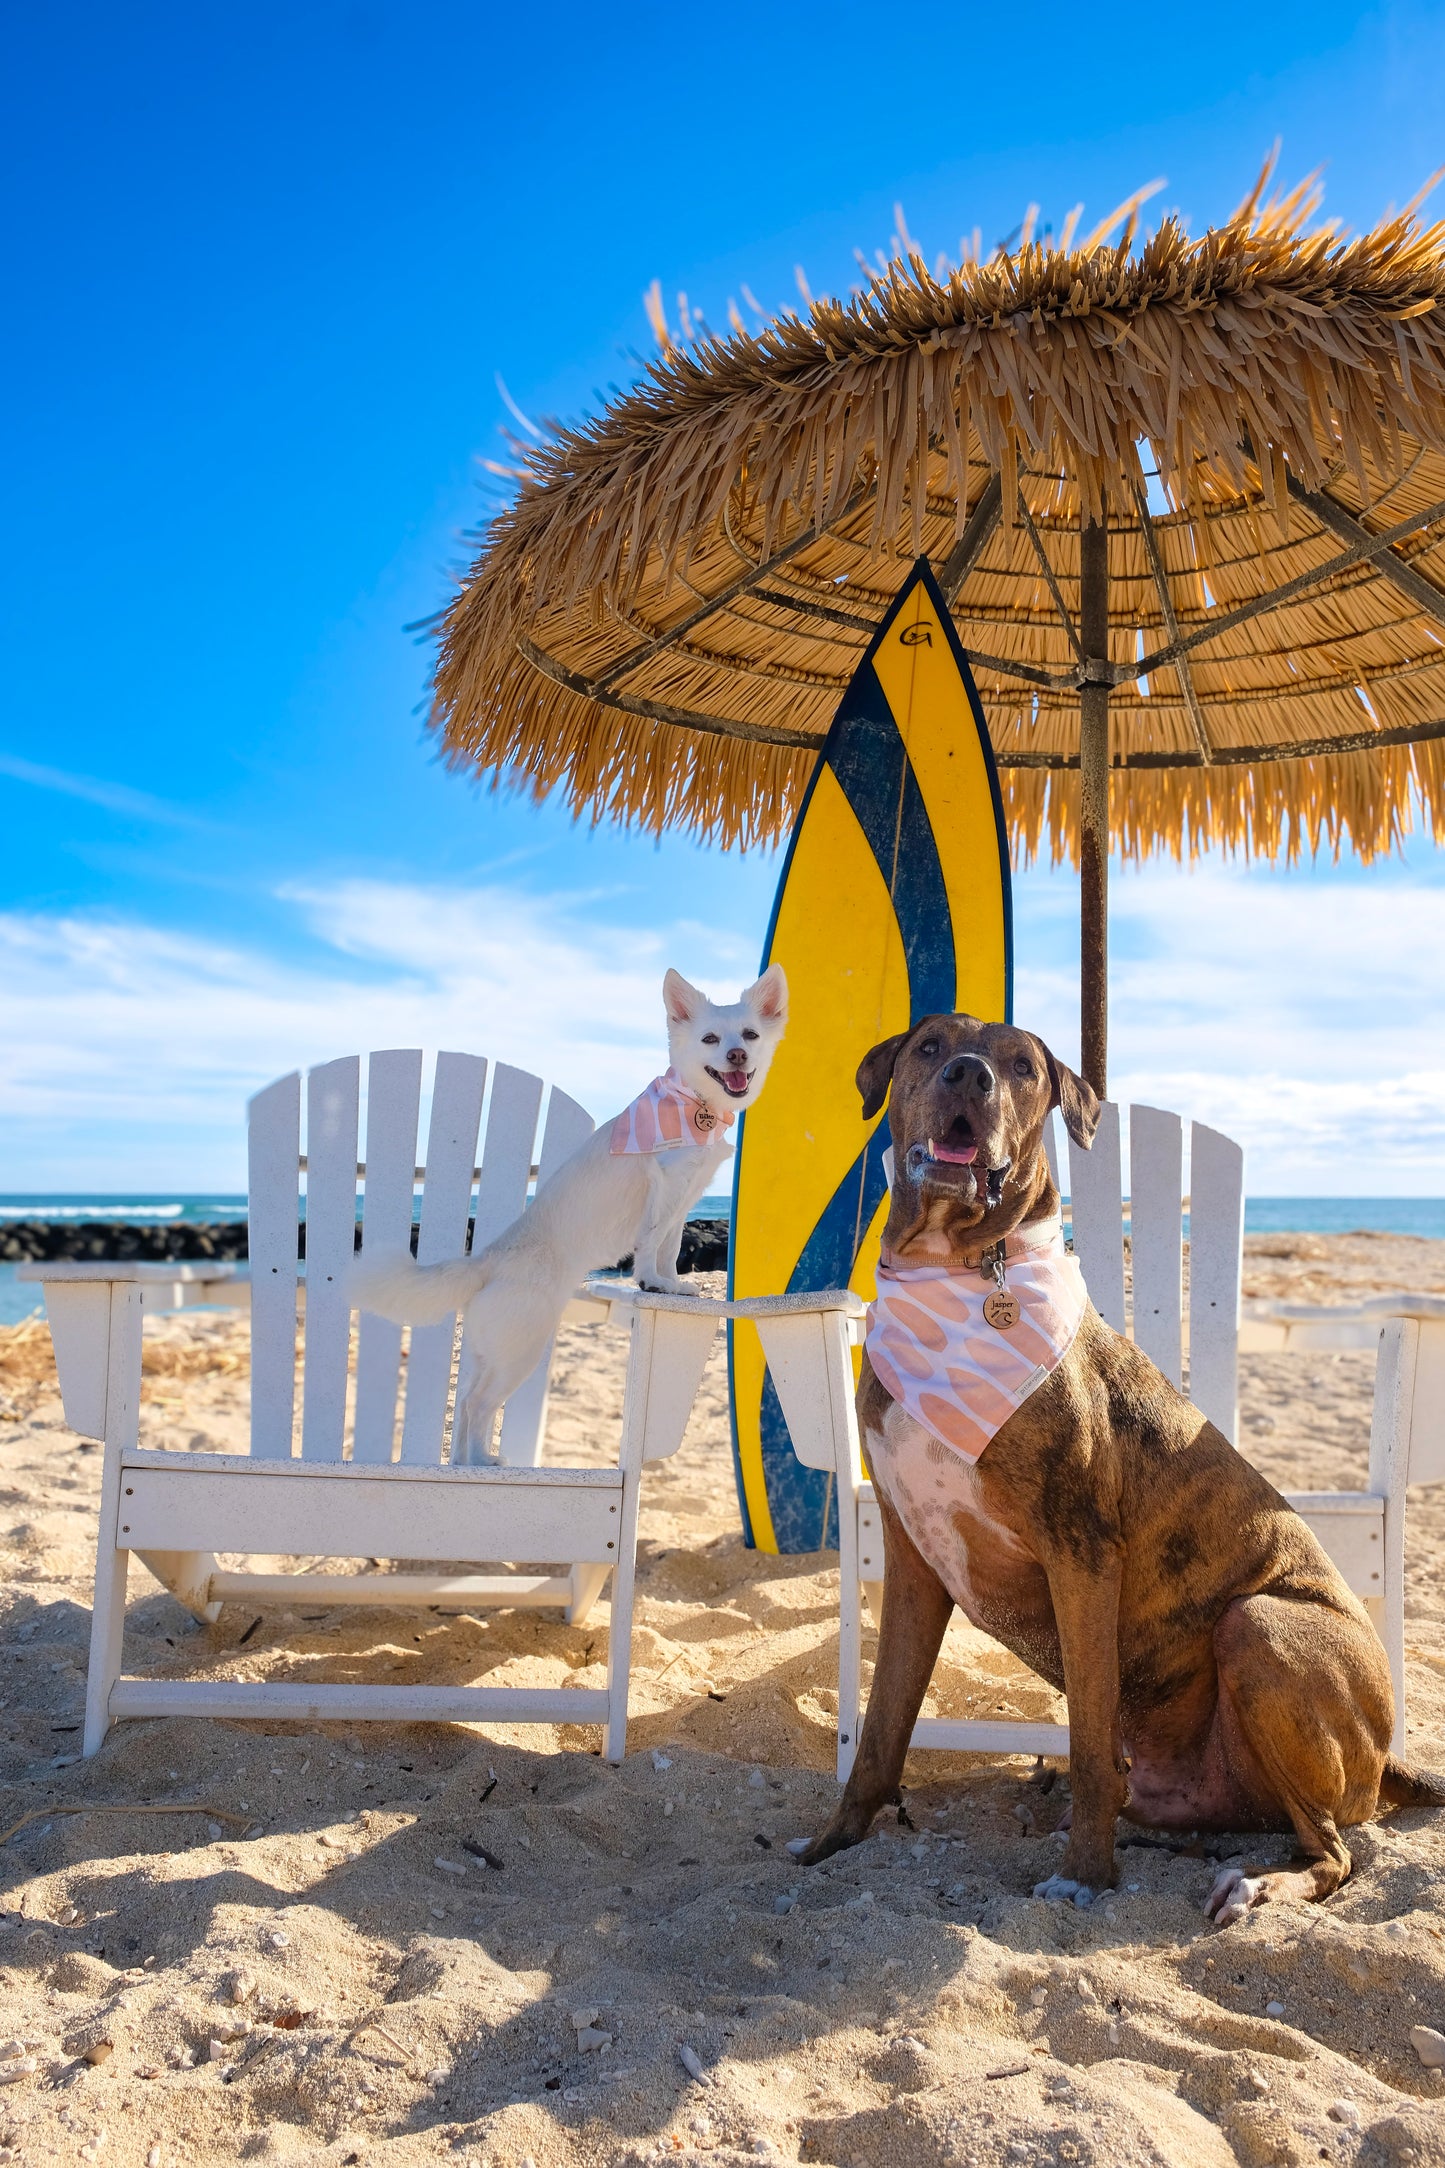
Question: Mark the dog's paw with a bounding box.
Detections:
[1204,1864,1266,1926]
[1033,1873,1094,1909]
[637,1275,693,1297]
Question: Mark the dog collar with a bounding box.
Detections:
[878,1214,1065,1274]
[610,1068,735,1155]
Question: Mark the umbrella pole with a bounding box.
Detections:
[1078,510,1110,1097]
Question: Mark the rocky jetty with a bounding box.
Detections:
[0,1220,248,1263]
[0,1215,732,1273]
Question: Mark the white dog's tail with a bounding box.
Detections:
[347,1250,493,1326]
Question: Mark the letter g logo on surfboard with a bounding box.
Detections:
[727,556,1013,1552]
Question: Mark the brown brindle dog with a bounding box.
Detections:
[801,1013,1444,1920]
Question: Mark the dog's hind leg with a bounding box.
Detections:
[1204,1592,1392,1925]
[801,1490,952,1864]
[451,1286,558,1465]
[451,1353,502,1466]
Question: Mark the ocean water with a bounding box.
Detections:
[0,1193,248,1224]
[1242,1197,1445,1240]
[3,1192,1442,1329]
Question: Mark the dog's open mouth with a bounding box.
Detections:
[705,1064,753,1099]
[905,1130,1012,1206]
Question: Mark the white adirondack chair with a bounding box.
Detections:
[772,1103,1442,1778]
[1050,1105,1245,1444]
[26,1050,734,1763]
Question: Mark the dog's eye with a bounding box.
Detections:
[701,1032,720,1045]
[920,1039,939,1058]
[741,1028,758,1042]
[1013,1057,1034,1078]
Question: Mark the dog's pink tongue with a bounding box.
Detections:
[931,1140,978,1164]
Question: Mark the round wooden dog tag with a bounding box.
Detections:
[692,1103,717,1133]
[983,1288,1020,1330]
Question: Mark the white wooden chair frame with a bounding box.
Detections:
[26,1051,671,1760]
[28,1045,864,1765]
[771,1105,1443,1778]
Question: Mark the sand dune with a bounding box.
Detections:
[0,1235,1442,2167]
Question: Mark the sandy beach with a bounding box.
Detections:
[0,1232,1442,2168]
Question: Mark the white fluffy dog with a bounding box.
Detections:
[349,965,787,1462]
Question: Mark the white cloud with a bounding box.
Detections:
[0,860,1441,1194]
[1013,860,1445,1192]
[0,752,203,829]
[0,882,760,1189]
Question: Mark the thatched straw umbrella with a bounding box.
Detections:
[430,167,1445,1091]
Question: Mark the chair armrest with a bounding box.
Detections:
[23,1264,250,1438]
[21,1261,251,1318]
[577,1277,866,1323]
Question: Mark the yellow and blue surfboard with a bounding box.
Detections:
[728,556,1012,1551]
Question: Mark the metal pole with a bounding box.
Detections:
[1078,509,1110,1098]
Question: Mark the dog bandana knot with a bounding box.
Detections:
[610,1068,734,1155]
[866,1218,1087,1463]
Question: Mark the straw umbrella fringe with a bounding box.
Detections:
[430,168,1445,875]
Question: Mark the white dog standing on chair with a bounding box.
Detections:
[350,965,788,1462]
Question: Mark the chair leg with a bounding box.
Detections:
[837,1563,864,1783]
[603,1532,639,1765]
[84,1541,129,1757]
[863,1581,885,1630]
[85,1304,144,1759]
[567,1562,610,1627]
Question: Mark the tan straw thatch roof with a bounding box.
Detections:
[432,166,1445,864]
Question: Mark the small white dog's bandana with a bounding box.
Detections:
[610,1068,735,1155]
[866,1218,1087,1462]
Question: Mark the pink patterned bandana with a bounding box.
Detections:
[610,1068,735,1155]
[866,1218,1087,1463]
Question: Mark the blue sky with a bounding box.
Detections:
[3,0,1444,1191]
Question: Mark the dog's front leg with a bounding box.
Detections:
[1033,1549,1127,1902]
[632,1170,691,1295]
[801,1490,952,1862]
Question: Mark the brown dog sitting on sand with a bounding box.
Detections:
[800,1013,1444,1920]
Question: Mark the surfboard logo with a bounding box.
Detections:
[728,556,1013,1554]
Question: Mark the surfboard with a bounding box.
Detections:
[727,555,1013,1552]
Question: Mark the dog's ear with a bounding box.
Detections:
[663,968,707,1025]
[744,962,788,1024]
[1042,1043,1101,1149]
[856,1031,913,1122]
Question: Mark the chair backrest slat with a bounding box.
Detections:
[1403,1318,1445,1487]
[1068,1100,1126,1333]
[300,1058,361,1460]
[495,1085,596,1464]
[1188,1120,1244,1442]
[248,1071,302,1458]
[351,1050,423,1465]
[398,1052,488,1465]
[1041,1110,1061,1195]
[474,1064,544,1246]
[453,1063,543,1461]
[1129,1105,1184,1387]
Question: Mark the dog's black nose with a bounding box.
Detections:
[941,1053,996,1095]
